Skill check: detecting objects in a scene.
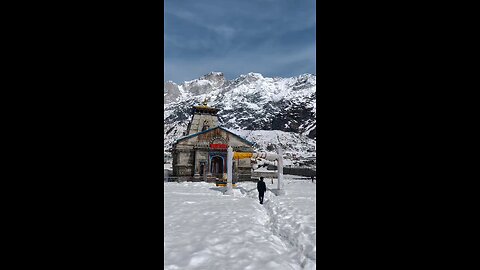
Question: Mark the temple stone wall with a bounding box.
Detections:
[173,151,195,176]
[172,127,254,180]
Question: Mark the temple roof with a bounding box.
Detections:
[174,126,255,146]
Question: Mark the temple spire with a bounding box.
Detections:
[186,97,219,135]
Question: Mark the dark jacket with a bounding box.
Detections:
[257,180,266,193]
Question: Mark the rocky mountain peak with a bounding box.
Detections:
[198,71,226,88]
[164,72,316,156]
[164,81,181,103]
[200,71,224,80]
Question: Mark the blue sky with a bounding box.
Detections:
[164,0,316,83]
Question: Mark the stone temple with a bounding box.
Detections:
[171,100,255,182]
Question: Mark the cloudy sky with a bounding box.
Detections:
[164,0,316,83]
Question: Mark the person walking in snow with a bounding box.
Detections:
[257,177,267,204]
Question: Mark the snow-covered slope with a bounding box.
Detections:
[164,72,316,162]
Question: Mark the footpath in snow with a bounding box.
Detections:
[164,176,316,270]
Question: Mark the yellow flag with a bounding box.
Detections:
[233,152,253,159]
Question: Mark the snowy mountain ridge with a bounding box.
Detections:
[164,72,316,163]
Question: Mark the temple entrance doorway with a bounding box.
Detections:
[210,156,224,175]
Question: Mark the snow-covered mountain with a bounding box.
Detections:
[164,72,316,164]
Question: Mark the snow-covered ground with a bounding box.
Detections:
[164,176,316,269]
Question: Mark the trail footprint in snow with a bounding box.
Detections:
[255,214,268,225]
